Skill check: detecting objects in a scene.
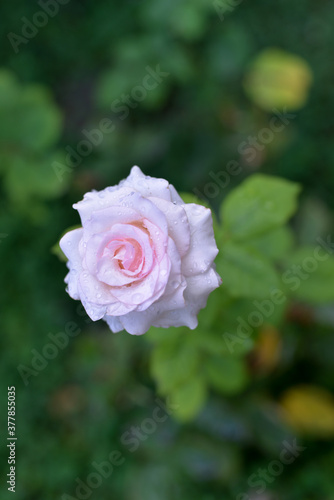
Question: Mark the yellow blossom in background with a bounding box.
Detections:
[281,385,334,437]
[244,48,313,111]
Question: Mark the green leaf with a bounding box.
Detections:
[145,326,185,345]
[247,226,295,260]
[169,4,207,41]
[191,330,231,356]
[0,81,62,152]
[16,86,62,151]
[283,247,334,304]
[150,340,201,394]
[217,241,280,299]
[4,151,67,204]
[0,70,20,107]
[206,356,248,394]
[220,174,301,241]
[170,376,207,421]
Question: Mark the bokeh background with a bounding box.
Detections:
[1,0,334,499]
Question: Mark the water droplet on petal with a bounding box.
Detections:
[132,293,143,303]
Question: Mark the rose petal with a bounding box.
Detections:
[181,204,219,276]
[84,224,154,286]
[120,166,172,201]
[59,228,84,299]
[149,197,190,257]
[73,186,134,225]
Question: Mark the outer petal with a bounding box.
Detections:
[169,184,184,205]
[59,228,84,300]
[120,166,173,201]
[73,186,134,225]
[148,197,191,257]
[153,267,221,330]
[104,315,124,333]
[181,204,219,276]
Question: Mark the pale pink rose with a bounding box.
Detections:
[60,166,221,335]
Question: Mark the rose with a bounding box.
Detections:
[60,166,221,335]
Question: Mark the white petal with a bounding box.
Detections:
[120,166,172,201]
[149,197,190,257]
[103,315,124,333]
[59,228,84,299]
[73,186,134,224]
[152,267,221,330]
[181,204,219,276]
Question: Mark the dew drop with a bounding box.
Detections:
[132,293,143,302]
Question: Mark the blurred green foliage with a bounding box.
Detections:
[1,0,334,499]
